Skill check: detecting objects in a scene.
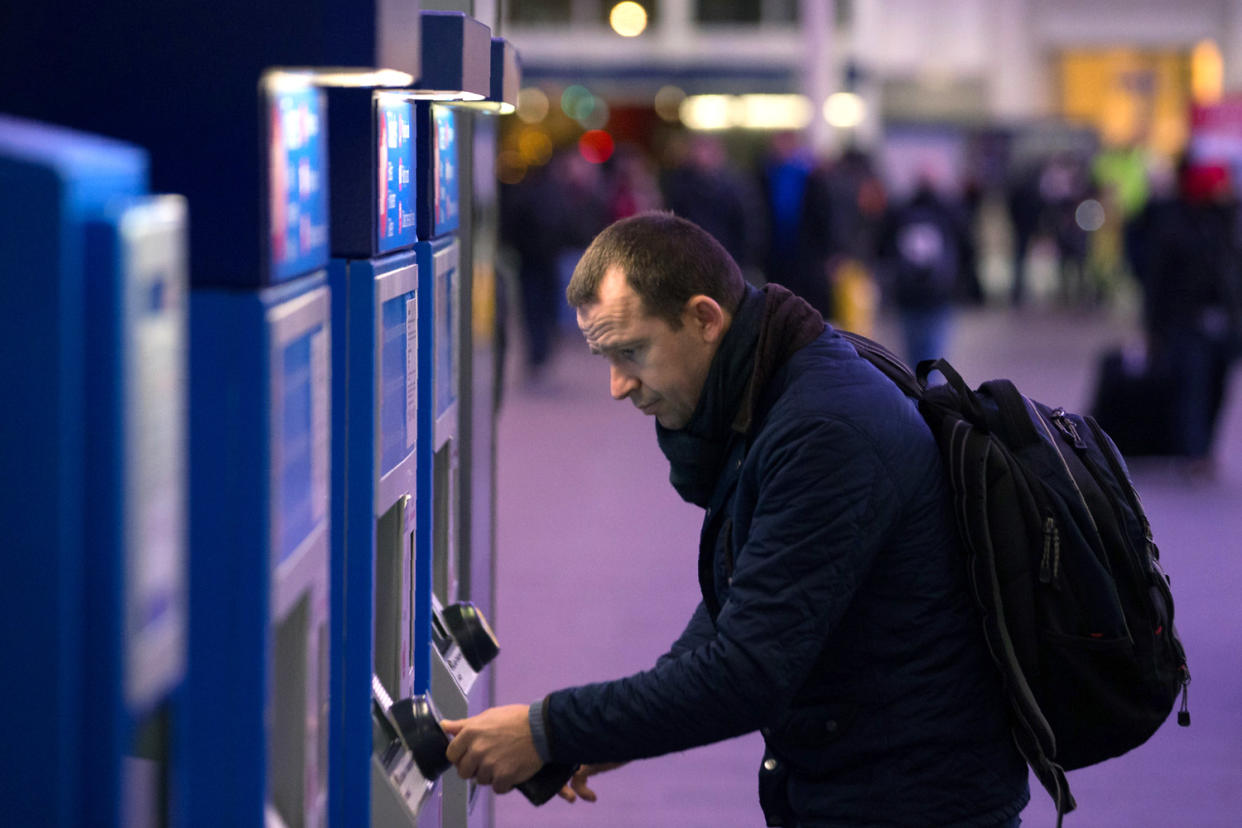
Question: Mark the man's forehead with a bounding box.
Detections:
[578,267,643,344]
[578,303,632,350]
[597,265,632,302]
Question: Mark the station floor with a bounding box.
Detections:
[489,300,1242,828]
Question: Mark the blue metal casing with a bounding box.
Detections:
[83,195,190,828]
[416,12,492,102]
[326,249,422,826]
[0,116,147,827]
[413,235,461,694]
[0,0,420,288]
[324,84,426,826]
[490,38,521,112]
[184,273,332,828]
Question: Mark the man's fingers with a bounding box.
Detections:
[444,734,465,764]
[556,785,578,803]
[570,775,598,803]
[443,719,471,764]
[455,755,479,780]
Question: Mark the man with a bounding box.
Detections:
[443,212,1029,826]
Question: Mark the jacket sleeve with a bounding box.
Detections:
[543,415,903,764]
[655,601,715,667]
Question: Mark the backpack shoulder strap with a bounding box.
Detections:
[836,329,923,399]
[944,414,1077,827]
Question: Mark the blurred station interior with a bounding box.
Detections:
[2,1,1241,827]
[489,2,1242,826]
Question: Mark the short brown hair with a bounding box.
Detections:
[566,211,746,328]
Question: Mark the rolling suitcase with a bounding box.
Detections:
[1090,347,1178,456]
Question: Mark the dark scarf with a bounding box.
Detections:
[656,283,826,506]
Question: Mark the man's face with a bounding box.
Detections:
[577,267,720,430]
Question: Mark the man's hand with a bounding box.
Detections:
[442,705,543,794]
[557,762,626,803]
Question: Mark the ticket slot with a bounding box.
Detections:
[370,676,433,823]
[375,496,415,699]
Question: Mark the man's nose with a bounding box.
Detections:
[610,364,638,400]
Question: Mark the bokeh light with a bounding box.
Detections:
[610,2,648,37]
[517,128,554,167]
[1075,199,1106,232]
[516,87,550,124]
[679,95,733,130]
[739,95,812,130]
[497,150,526,185]
[578,130,616,164]
[578,97,611,130]
[561,85,596,122]
[654,85,685,123]
[1192,39,1223,105]
[823,91,866,128]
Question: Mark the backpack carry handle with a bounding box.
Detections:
[916,358,988,427]
[980,379,1044,448]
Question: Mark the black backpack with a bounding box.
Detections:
[890,203,959,307]
[839,331,1191,826]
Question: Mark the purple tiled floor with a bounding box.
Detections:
[489,305,1242,828]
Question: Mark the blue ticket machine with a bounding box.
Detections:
[414,100,475,828]
[326,80,503,827]
[84,195,191,828]
[0,116,187,828]
[184,72,332,828]
[323,88,431,826]
[416,102,463,616]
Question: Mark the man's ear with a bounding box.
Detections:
[684,295,728,343]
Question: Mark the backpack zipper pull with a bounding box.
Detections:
[1178,665,1192,726]
[1052,526,1062,584]
[1040,517,1055,584]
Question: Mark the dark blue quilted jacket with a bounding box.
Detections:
[544,326,1030,826]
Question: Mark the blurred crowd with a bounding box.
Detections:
[499,130,1242,470]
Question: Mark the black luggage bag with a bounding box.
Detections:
[1090,347,1178,457]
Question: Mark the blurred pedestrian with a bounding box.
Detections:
[662,133,762,277]
[758,131,836,315]
[1141,159,1242,475]
[815,147,887,332]
[1038,153,1092,306]
[607,143,663,221]
[501,166,560,383]
[1005,164,1043,307]
[878,175,969,367]
[501,149,610,386]
[758,131,815,288]
[956,174,985,306]
[1093,142,1151,287]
